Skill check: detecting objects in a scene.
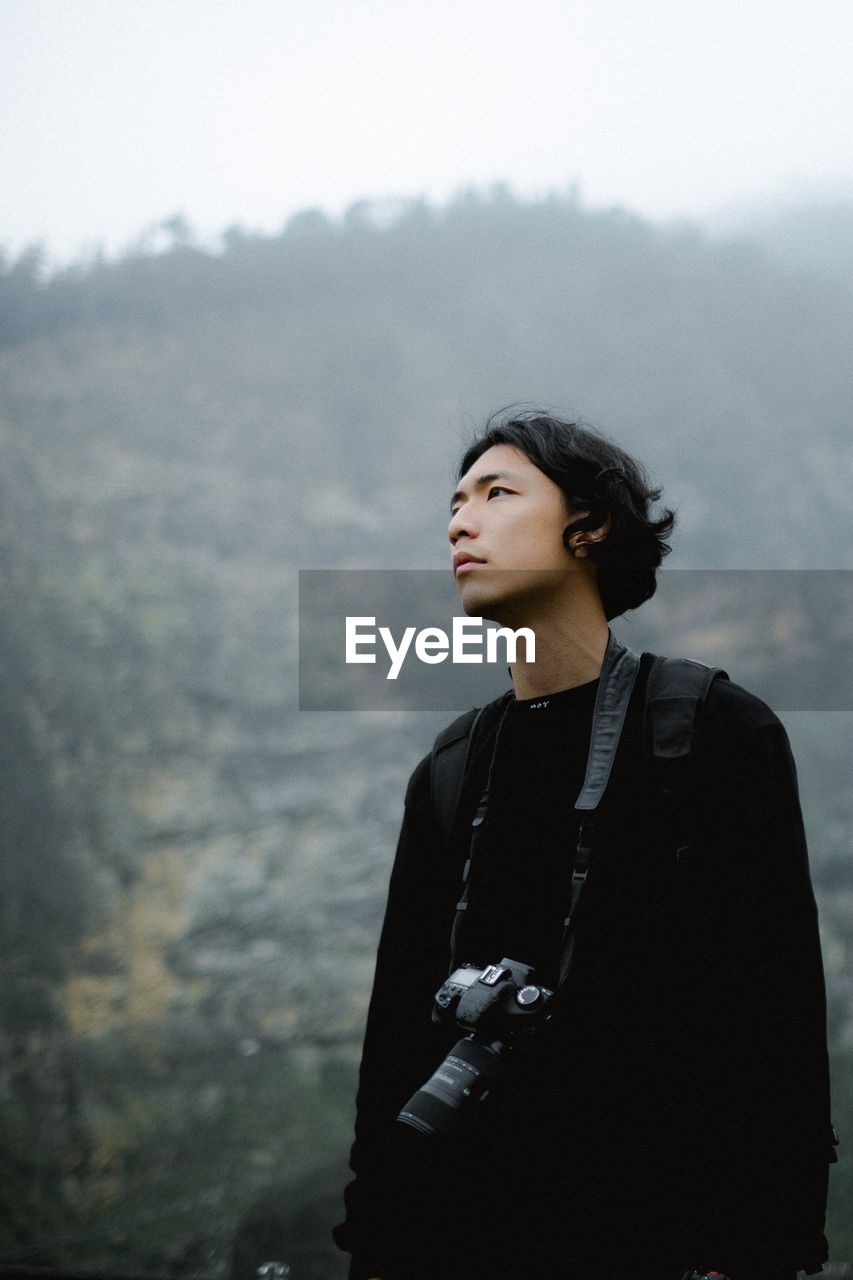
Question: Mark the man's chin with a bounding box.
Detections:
[455,573,520,625]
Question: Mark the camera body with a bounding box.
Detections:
[432,958,553,1035]
[397,958,553,1137]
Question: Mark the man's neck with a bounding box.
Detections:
[507,603,610,700]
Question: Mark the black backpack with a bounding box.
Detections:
[429,653,729,859]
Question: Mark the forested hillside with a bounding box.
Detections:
[1,189,851,1273]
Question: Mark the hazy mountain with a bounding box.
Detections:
[731,198,853,288]
[1,189,851,1271]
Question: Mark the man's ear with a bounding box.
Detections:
[562,510,611,556]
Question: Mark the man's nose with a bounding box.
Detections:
[448,508,477,543]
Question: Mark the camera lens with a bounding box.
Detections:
[397,1036,504,1136]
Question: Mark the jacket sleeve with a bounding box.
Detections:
[333,749,458,1280]
[675,685,832,1277]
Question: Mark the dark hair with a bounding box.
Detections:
[456,408,676,620]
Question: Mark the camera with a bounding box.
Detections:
[397,957,553,1137]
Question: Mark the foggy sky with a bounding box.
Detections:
[3,0,853,264]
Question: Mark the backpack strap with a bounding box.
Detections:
[430,706,486,854]
[430,689,515,854]
[644,655,729,858]
[645,655,729,760]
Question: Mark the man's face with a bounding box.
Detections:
[448,443,578,623]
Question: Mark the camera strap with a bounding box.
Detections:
[559,631,640,987]
[449,629,641,987]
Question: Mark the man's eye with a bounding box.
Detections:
[450,487,512,517]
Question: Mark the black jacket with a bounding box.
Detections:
[335,654,832,1280]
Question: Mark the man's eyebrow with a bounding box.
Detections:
[449,470,522,512]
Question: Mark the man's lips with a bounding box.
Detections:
[453,552,487,575]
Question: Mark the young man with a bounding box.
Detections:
[334,411,833,1280]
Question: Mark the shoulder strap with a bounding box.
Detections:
[430,705,486,854]
[430,689,515,854]
[645,655,729,856]
[645,655,729,762]
[574,638,641,811]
